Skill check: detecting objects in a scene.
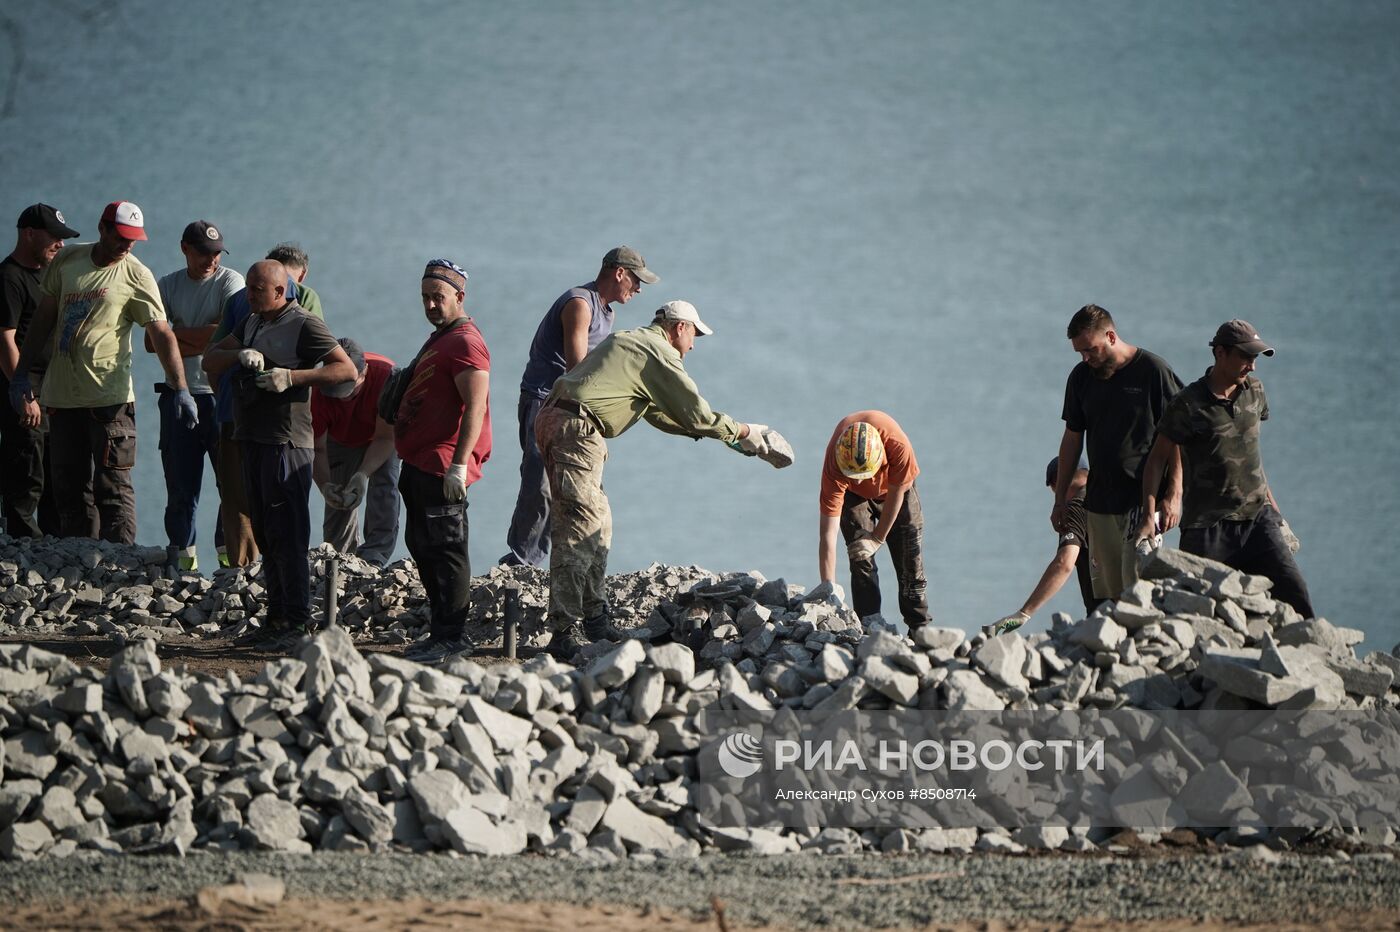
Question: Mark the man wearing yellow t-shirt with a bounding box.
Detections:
[8,201,194,543]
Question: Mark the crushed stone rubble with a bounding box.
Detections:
[2,534,1399,862]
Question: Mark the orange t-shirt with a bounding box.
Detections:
[819,410,919,516]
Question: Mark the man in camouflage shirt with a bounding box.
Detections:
[1137,320,1314,619]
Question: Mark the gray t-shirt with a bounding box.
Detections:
[231,301,339,448]
[158,264,245,394]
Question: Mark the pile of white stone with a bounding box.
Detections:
[0,533,709,647]
[2,540,1398,862]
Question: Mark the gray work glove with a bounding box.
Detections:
[322,482,347,510]
[340,471,369,510]
[238,348,266,371]
[255,368,293,393]
[1279,518,1301,554]
[982,611,1029,638]
[443,464,468,504]
[847,532,881,563]
[172,388,200,429]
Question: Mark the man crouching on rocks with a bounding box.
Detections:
[203,260,357,650]
[537,300,791,660]
[393,259,493,665]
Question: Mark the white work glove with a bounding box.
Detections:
[443,464,468,503]
[238,349,266,371]
[1279,519,1301,554]
[983,611,1029,638]
[255,367,293,393]
[737,424,770,456]
[847,533,881,563]
[340,471,369,510]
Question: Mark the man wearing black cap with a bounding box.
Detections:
[501,246,656,568]
[1136,320,1314,620]
[0,204,78,536]
[154,221,245,571]
[9,200,197,545]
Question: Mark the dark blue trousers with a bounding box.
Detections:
[501,392,550,566]
[158,389,223,551]
[242,441,314,628]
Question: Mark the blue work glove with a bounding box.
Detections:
[173,388,200,429]
[8,372,32,414]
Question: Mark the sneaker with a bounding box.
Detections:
[404,635,472,664]
[232,620,285,649]
[216,547,231,569]
[269,623,315,653]
[546,624,590,661]
[175,546,198,573]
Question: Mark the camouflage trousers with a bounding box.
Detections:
[535,404,611,630]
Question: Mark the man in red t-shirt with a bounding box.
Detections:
[311,337,400,567]
[818,411,930,630]
[393,259,491,663]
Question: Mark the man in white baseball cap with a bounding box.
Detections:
[535,299,792,659]
[8,200,195,544]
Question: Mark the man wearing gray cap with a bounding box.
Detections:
[0,204,78,537]
[1136,319,1314,619]
[501,246,656,568]
[536,300,792,658]
[154,220,245,571]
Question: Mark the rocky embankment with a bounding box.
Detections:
[2,533,1399,862]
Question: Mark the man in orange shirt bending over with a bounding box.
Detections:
[818,411,930,630]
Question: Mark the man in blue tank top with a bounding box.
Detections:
[500,246,657,566]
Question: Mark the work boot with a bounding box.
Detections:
[405,634,472,664]
[546,623,590,661]
[584,612,621,642]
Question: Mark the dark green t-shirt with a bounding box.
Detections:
[1157,371,1271,529]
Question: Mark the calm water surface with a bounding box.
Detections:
[2,1,1397,647]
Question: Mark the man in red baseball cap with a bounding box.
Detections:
[8,200,195,544]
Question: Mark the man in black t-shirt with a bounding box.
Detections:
[987,457,1099,636]
[0,204,78,537]
[203,260,356,649]
[1053,305,1183,601]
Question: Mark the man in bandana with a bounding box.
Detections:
[394,259,492,664]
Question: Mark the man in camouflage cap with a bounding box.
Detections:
[1136,319,1313,619]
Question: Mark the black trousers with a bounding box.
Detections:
[47,402,137,544]
[242,441,314,628]
[840,483,931,628]
[1179,504,1315,619]
[0,376,57,537]
[399,462,471,639]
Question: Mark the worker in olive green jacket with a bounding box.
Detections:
[536,300,791,659]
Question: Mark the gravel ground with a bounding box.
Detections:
[3,850,1399,928]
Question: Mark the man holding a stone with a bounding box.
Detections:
[537,300,790,658]
[1136,319,1314,620]
[818,412,930,632]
